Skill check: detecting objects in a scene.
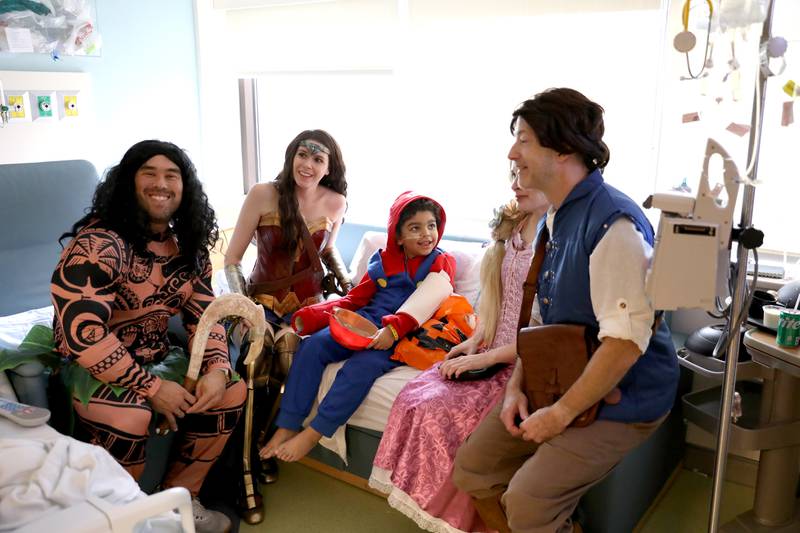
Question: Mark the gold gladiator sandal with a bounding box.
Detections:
[255,327,301,485]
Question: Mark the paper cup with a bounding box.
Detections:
[762,304,784,330]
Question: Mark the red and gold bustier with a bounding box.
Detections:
[248,212,332,317]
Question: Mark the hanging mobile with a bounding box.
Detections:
[674,0,715,79]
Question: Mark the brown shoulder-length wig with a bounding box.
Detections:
[511,88,610,172]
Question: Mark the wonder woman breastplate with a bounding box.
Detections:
[248,218,331,317]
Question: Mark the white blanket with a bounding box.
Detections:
[0,433,157,531]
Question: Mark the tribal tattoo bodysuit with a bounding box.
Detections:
[51,221,245,493]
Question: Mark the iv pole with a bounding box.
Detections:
[707,1,775,531]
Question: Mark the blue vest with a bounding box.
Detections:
[358,248,443,325]
[537,170,679,423]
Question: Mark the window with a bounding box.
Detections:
[220,1,798,276]
[228,1,667,236]
[750,1,800,273]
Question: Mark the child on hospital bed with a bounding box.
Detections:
[260,191,457,462]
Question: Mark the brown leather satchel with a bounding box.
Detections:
[515,226,602,428]
[517,323,602,427]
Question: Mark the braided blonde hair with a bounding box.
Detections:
[477,200,526,348]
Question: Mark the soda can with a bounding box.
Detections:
[776,309,800,348]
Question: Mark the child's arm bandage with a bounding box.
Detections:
[395,271,453,325]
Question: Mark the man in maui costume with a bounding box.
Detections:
[224,136,352,522]
[259,191,457,462]
[51,140,245,533]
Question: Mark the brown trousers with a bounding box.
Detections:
[452,402,665,533]
[73,378,246,496]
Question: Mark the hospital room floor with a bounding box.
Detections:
[240,462,755,532]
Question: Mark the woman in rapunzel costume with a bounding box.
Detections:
[369,174,548,533]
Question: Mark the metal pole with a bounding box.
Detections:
[707,1,776,530]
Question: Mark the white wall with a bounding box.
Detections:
[0,70,95,164]
[0,0,202,179]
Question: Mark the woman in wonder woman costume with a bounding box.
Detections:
[224,130,351,523]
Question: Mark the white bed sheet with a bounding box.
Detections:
[0,306,54,350]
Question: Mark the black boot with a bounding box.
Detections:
[259,456,279,484]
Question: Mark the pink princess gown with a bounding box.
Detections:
[370,229,533,533]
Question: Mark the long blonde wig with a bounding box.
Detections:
[477,200,526,348]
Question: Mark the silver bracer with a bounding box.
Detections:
[224,263,248,295]
[321,247,354,295]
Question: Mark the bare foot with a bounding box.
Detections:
[259,428,297,459]
[275,427,322,462]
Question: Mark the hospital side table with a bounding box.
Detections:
[679,328,800,532]
[721,329,800,532]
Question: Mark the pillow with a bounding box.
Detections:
[348,231,387,283]
[347,231,487,307]
[392,294,477,370]
[441,241,487,308]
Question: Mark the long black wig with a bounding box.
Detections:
[61,140,218,275]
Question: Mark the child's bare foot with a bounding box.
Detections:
[275,427,322,462]
[259,428,297,459]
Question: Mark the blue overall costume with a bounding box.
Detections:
[277,249,442,437]
[536,169,679,423]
